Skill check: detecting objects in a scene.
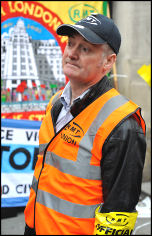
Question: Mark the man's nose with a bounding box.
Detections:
[68,47,79,60]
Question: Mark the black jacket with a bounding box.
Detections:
[51,76,146,213]
[24,76,146,234]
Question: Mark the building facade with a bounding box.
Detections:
[112,1,151,181]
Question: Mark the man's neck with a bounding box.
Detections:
[70,81,98,104]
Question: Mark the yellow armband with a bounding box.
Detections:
[94,206,138,235]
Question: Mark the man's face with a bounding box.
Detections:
[62,33,106,86]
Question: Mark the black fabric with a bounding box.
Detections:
[24,224,36,235]
[50,76,146,213]
[56,13,121,54]
[51,98,63,134]
[100,116,146,213]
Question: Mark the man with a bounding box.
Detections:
[24,14,146,235]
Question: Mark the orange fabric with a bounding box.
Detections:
[39,110,55,145]
[35,202,95,235]
[46,90,63,113]
[135,108,146,135]
[24,188,36,228]
[45,88,121,160]
[38,164,103,205]
[90,101,140,165]
[33,154,43,179]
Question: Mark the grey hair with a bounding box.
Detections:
[101,43,115,59]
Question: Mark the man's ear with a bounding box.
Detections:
[103,54,116,72]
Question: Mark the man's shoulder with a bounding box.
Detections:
[106,115,144,143]
[46,90,63,112]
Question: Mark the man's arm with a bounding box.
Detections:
[100,115,146,213]
[93,115,146,235]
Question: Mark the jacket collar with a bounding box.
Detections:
[70,76,113,117]
[51,75,113,122]
[60,81,90,109]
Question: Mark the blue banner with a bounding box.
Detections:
[1,118,41,207]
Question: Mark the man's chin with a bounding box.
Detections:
[63,70,79,80]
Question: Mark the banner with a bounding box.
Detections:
[1,1,107,103]
[1,99,48,121]
[2,100,48,121]
[2,110,45,121]
[1,119,41,207]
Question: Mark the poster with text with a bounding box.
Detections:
[1,118,41,207]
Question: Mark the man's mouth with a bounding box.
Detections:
[66,61,79,68]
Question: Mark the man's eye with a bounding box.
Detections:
[67,41,72,47]
[82,47,89,52]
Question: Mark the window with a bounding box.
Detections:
[12,80,17,84]
[13,57,17,63]
[13,65,17,70]
[21,58,25,63]
[13,51,17,55]
[21,51,25,56]
[21,65,26,70]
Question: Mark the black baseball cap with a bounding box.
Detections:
[56,13,121,54]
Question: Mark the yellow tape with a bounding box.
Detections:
[94,206,138,235]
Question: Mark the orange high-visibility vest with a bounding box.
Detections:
[24,88,145,235]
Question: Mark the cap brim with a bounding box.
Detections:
[56,24,106,45]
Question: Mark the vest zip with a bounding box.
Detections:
[33,116,76,231]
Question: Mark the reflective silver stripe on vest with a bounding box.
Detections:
[77,94,129,162]
[87,94,129,135]
[45,94,129,180]
[39,143,48,154]
[31,175,38,193]
[36,188,100,218]
[45,151,101,179]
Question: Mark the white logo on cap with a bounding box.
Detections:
[81,15,101,25]
[75,25,85,29]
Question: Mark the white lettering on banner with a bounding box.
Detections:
[1,173,33,198]
[1,127,39,145]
